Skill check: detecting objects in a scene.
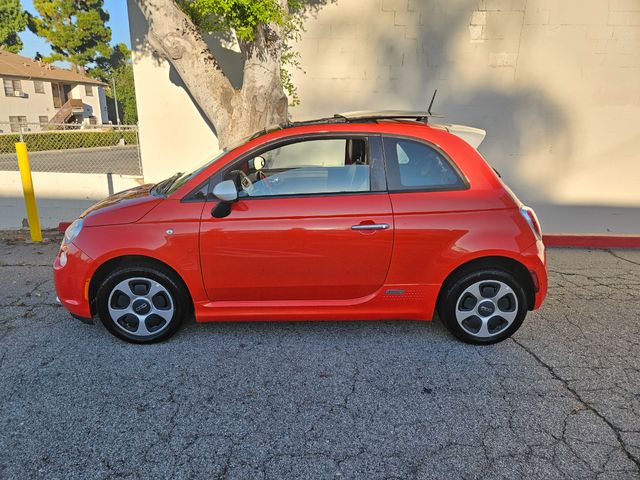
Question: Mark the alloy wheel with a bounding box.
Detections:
[454,280,518,339]
[107,276,174,337]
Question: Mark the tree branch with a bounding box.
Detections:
[135,0,237,128]
[135,0,290,147]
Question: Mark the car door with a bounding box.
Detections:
[199,134,394,302]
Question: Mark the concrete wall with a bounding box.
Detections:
[127,0,640,233]
[0,170,143,229]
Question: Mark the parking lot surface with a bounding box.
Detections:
[0,237,639,479]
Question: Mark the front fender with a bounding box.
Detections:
[73,221,208,304]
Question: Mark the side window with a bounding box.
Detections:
[225,138,370,198]
[383,137,465,191]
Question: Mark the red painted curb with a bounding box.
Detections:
[543,234,640,249]
[58,222,71,233]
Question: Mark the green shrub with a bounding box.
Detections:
[0,130,138,154]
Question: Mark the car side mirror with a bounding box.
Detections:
[211,180,238,218]
[212,180,238,202]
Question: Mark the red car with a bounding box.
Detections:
[54,111,547,345]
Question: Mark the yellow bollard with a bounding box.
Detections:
[15,142,42,242]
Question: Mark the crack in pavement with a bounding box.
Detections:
[608,250,640,268]
[2,242,640,478]
[512,337,640,473]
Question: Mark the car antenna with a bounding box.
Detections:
[425,89,437,123]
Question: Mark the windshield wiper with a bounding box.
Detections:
[152,172,182,196]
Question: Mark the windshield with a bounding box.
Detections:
[155,125,285,197]
[162,148,229,196]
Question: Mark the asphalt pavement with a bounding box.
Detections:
[0,236,639,479]
[0,146,141,175]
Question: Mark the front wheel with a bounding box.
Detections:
[437,269,528,345]
[96,265,188,344]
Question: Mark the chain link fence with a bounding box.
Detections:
[0,123,143,176]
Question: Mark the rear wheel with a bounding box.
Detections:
[96,265,188,344]
[438,269,527,345]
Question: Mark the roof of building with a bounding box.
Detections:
[0,50,106,86]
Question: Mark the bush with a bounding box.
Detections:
[0,130,138,154]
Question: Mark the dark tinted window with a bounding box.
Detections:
[383,137,465,191]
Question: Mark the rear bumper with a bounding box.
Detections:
[523,238,547,310]
[53,242,94,319]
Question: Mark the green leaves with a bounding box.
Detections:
[0,0,29,53]
[177,0,307,104]
[30,0,112,69]
[106,53,138,124]
[90,43,138,125]
[178,0,288,42]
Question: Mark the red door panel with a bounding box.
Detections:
[199,194,393,302]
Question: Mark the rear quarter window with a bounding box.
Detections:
[383,137,467,192]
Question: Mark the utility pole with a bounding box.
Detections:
[112,78,121,125]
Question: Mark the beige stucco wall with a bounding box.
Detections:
[127,0,640,231]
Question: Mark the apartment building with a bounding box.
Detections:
[0,50,109,132]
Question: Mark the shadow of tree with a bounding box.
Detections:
[290,0,572,203]
[128,0,574,204]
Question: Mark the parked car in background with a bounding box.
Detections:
[54,111,547,344]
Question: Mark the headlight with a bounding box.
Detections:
[64,218,84,245]
[59,250,67,267]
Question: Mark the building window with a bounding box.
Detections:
[89,116,97,125]
[84,85,93,96]
[34,80,45,94]
[9,116,27,133]
[3,79,22,96]
[39,116,48,128]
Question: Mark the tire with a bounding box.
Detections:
[96,264,188,344]
[437,268,527,345]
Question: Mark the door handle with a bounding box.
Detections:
[351,223,389,231]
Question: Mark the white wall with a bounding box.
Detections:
[69,84,108,123]
[127,0,640,233]
[127,1,219,182]
[0,79,108,127]
[0,170,143,229]
[0,77,56,126]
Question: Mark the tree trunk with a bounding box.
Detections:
[135,0,289,148]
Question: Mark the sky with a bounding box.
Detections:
[18,0,131,59]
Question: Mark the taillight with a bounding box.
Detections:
[520,206,542,240]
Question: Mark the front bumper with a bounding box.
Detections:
[53,241,94,319]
